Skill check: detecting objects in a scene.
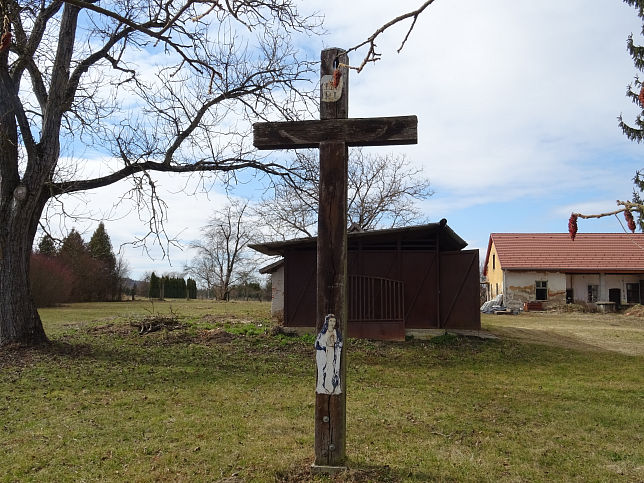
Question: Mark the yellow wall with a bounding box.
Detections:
[486,241,504,298]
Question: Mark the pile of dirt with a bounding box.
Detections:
[624,305,644,317]
[198,328,236,344]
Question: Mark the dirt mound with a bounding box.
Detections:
[625,305,644,317]
[198,328,236,344]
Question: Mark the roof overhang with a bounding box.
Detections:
[258,259,285,274]
[504,268,644,274]
[249,221,467,257]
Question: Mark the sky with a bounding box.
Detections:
[57,0,643,281]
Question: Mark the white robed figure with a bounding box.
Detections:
[315,314,343,394]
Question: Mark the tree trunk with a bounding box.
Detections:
[0,60,48,345]
[0,211,48,346]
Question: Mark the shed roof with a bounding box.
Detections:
[249,220,467,257]
[258,259,284,274]
[484,233,644,274]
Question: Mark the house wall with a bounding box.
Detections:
[504,271,644,308]
[271,265,285,321]
[568,273,642,304]
[504,271,567,309]
[486,242,503,299]
[567,274,600,303]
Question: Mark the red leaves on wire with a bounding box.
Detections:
[624,209,636,233]
[332,68,342,88]
[568,213,578,241]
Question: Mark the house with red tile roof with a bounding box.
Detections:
[483,233,644,310]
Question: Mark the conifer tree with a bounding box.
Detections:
[187,278,198,299]
[149,273,160,299]
[88,223,115,264]
[37,235,57,257]
[620,1,644,230]
[59,229,86,260]
[59,229,93,301]
[88,222,119,301]
[575,2,644,234]
[619,0,644,142]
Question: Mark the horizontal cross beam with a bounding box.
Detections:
[253,115,417,150]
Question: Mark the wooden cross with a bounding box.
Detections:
[253,48,417,470]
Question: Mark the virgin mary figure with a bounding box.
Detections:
[315,314,343,394]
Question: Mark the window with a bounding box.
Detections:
[495,283,499,296]
[587,285,599,303]
[626,283,641,303]
[535,281,547,301]
[492,254,496,270]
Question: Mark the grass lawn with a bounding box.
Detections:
[1,300,642,482]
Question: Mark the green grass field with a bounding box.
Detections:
[1,300,642,482]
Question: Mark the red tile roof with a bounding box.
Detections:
[485,233,644,274]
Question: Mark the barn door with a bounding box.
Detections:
[439,250,481,330]
[284,251,316,327]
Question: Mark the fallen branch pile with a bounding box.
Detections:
[131,315,185,335]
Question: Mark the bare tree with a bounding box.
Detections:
[185,250,218,299]
[0,1,320,346]
[115,254,130,301]
[255,149,433,239]
[186,200,258,300]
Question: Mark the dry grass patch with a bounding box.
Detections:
[483,310,644,356]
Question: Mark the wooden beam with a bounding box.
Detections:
[253,115,418,150]
[314,48,348,470]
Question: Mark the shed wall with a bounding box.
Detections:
[281,247,480,338]
[270,265,285,321]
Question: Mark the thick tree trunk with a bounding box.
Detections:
[0,212,48,346]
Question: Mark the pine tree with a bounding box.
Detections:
[37,235,57,256]
[619,0,644,142]
[187,278,197,299]
[88,222,119,301]
[88,223,115,263]
[149,272,160,299]
[619,2,644,231]
[59,229,94,302]
[59,229,86,260]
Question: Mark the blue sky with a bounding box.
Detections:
[61,0,643,280]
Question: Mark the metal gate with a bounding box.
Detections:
[348,275,405,339]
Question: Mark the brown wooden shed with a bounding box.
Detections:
[250,220,480,340]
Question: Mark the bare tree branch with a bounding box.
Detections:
[344,0,437,73]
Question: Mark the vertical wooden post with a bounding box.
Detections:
[252,48,417,473]
[314,48,349,470]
